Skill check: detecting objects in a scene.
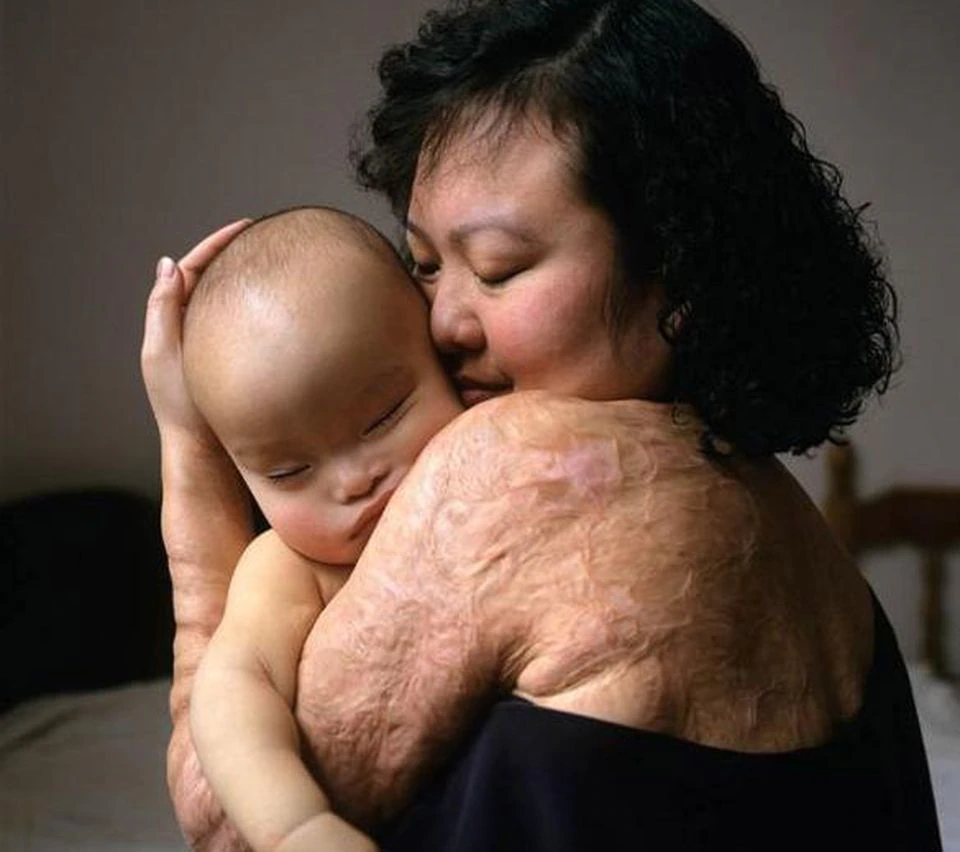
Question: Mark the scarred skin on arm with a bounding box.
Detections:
[293,391,678,828]
[167,389,857,845]
[145,225,686,848]
[289,389,873,832]
[160,432,255,851]
[142,225,259,850]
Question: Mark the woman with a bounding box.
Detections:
[142,0,940,849]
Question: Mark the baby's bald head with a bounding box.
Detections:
[186,206,405,331]
[182,206,427,429]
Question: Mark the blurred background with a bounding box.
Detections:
[3,0,959,667]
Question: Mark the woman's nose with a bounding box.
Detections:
[427,274,485,354]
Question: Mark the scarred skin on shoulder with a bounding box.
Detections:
[291,390,717,828]
[290,388,872,831]
[169,389,867,846]
[169,389,699,845]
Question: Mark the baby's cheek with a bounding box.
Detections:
[268,500,347,564]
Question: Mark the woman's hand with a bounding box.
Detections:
[141,219,258,850]
[141,219,250,445]
[139,217,255,574]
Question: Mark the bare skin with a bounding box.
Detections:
[144,246,872,843]
[292,392,874,826]
[143,224,256,850]
[184,211,463,852]
[142,119,874,847]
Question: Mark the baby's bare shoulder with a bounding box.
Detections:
[234,530,348,608]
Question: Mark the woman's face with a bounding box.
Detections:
[406,116,671,406]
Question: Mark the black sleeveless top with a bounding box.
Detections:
[379,593,942,851]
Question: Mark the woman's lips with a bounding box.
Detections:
[456,377,512,407]
[350,489,395,539]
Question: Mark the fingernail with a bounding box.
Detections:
[156,256,175,280]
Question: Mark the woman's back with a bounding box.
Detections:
[378,396,938,850]
[384,597,939,850]
[493,394,873,753]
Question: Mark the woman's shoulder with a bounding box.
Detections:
[442,391,702,437]
[400,390,758,590]
[413,391,707,495]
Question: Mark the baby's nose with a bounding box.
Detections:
[332,462,386,504]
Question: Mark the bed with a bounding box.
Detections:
[0,678,182,851]
[0,489,184,850]
[1,474,958,850]
[910,663,960,849]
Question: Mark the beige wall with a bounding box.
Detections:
[2,0,958,666]
[1,0,432,499]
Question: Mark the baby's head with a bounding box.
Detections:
[183,206,462,564]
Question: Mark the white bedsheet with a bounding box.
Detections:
[0,679,185,851]
[1,672,958,850]
[909,664,960,851]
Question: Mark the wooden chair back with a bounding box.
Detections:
[823,443,960,679]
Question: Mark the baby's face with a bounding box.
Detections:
[194,257,462,564]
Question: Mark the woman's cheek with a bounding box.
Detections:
[499,288,588,382]
[494,294,551,372]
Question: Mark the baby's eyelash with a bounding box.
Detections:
[266,465,309,482]
[364,396,409,436]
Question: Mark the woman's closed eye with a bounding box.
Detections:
[363,395,410,437]
[475,267,522,287]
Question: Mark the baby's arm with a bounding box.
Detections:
[190,530,375,852]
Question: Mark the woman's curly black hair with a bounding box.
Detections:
[351,0,899,457]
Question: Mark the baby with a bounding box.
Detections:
[182,206,462,851]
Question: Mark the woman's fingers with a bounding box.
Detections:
[141,218,249,436]
[178,218,252,297]
[141,258,214,439]
[141,258,185,372]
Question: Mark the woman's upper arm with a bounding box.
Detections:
[293,393,633,828]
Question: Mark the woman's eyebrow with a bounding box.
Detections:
[406,215,540,246]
